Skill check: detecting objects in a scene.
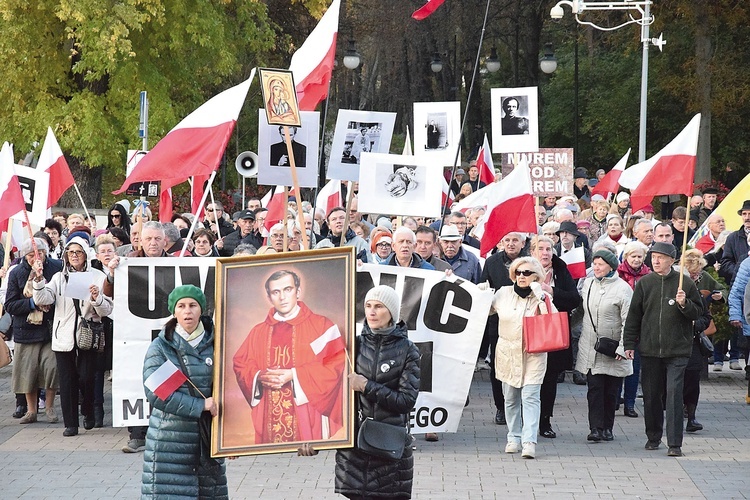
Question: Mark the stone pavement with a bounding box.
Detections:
[0,362,748,499]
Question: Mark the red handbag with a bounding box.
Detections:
[523,295,570,353]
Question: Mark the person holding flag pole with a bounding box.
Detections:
[141,285,227,498]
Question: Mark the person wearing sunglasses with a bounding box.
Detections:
[31,236,113,437]
[490,256,548,459]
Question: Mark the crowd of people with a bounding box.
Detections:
[1,171,749,498]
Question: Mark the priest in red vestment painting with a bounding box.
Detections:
[233,270,346,444]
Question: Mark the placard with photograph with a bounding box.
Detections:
[490,87,539,154]
[212,247,356,457]
[11,164,50,226]
[327,110,396,181]
[412,101,461,166]
[357,153,442,218]
[258,68,302,128]
[257,109,320,188]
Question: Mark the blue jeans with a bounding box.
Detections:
[503,383,541,445]
[713,332,742,364]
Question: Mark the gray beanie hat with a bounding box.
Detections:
[20,237,49,256]
[592,249,619,271]
[365,285,401,323]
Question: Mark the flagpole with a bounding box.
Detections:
[283,126,309,250]
[439,0,493,230]
[677,199,691,290]
[71,182,92,223]
[310,91,333,247]
[180,171,217,257]
[2,219,13,269]
[342,181,354,247]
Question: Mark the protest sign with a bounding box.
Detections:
[501,148,574,197]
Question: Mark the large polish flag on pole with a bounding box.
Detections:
[114,70,256,194]
[475,134,495,186]
[37,127,74,207]
[591,148,629,200]
[289,0,341,111]
[478,159,537,257]
[618,114,700,213]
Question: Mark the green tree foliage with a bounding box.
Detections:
[0,0,278,207]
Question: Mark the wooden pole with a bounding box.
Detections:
[283,187,289,252]
[678,201,691,290]
[282,126,309,251]
[342,182,354,247]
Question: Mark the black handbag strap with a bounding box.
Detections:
[586,284,599,337]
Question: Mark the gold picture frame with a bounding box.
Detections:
[212,247,356,456]
[259,68,302,128]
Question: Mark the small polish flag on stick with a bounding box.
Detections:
[475,134,495,186]
[144,359,189,401]
[316,179,342,216]
[560,247,587,279]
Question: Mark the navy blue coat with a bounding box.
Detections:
[4,257,63,343]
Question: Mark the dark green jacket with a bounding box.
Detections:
[141,317,227,500]
[623,269,703,358]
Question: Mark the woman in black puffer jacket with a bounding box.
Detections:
[299,285,420,499]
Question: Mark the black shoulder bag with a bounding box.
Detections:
[587,286,619,358]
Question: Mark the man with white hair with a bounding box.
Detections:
[382,227,435,270]
[694,212,726,257]
[633,218,654,248]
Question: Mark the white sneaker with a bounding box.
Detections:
[505,441,521,453]
[521,442,536,459]
[730,361,742,370]
[38,398,45,410]
[713,363,723,372]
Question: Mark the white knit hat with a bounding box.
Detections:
[364,285,401,323]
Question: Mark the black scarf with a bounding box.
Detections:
[514,283,532,298]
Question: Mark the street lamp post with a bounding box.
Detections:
[550,0,666,162]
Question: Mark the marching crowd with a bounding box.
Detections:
[0,166,749,498]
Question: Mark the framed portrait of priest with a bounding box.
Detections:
[212,247,357,457]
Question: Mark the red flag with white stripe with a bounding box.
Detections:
[263,185,295,232]
[479,159,537,257]
[618,114,700,213]
[37,127,74,207]
[159,188,173,223]
[591,148,629,199]
[560,246,586,279]
[290,0,340,111]
[144,358,188,400]
[475,134,495,186]
[316,179,342,216]
[114,71,255,194]
[0,168,26,226]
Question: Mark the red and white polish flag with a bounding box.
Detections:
[475,134,495,186]
[263,185,295,232]
[560,247,587,279]
[618,114,701,213]
[290,0,341,111]
[478,159,537,257]
[114,70,256,195]
[0,144,26,225]
[591,148,629,200]
[316,179,342,216]
[37,127,74,208]
[144,358,188,401]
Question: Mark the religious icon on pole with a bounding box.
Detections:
[259,68,302,128]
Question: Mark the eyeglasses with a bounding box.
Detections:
[67,250,85,256]
[270,234,285,239]
[111,214,121,219]
[376,242,391,248]
[515,269,535,277]
[452,222,467,227]
[206,207,219,212]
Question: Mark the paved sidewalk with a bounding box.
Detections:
[0,362,748,499]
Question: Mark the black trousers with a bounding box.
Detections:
[540,367,559,419]
[683,369,701,407]
[586,372,621,431]
[641,356,688,447]
[488,324,504,410]
[55,349,97,428]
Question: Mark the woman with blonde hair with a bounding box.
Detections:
[682,248,723,432]
[491,256,548,459]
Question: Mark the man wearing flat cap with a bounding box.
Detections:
[220,209,261,256]
[623,242,703,457]
[689,187,719,227]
